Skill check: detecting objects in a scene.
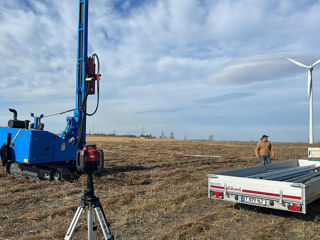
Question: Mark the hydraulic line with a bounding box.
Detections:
[42,53,100,147]
[43,108,76,118]
[85,53,100,116]
[76,53,101,146]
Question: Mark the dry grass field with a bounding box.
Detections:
[1,136,320,239]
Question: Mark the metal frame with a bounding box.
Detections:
[65,173,114,240]
[208,159,320,214]
[61,0,89,148]
[64,199,113,240]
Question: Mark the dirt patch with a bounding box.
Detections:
[1,136,320,239]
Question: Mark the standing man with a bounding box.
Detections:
[255,135,275,165]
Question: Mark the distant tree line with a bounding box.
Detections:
[87,131,214,141]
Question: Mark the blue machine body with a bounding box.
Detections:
[0,0,91,166]
[0,0,94,171]
[0,127,79,164]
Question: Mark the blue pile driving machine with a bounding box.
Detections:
[0,0,101,181]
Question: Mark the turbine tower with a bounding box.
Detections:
[287,57,320,144]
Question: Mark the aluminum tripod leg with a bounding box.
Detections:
[88,202,96,240]
[64,171,114,240]
[64,206,85,240]
[94,205,113,240]
[65,201,113,240]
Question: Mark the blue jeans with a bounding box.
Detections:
[260,155,271,165]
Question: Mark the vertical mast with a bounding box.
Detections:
[76,0,89,147]
[60,0,100,148]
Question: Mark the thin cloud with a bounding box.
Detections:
[209,53,320,85]
[199,92,255,104]
[136,107,185,114]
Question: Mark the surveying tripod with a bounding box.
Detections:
[64,173,114,240]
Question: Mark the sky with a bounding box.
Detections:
[1,0,320,142]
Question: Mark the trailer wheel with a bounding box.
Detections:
[52,170,62,182]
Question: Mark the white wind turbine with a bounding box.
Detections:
[287,57,320,144]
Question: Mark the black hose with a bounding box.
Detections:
[76,53,101,146]
[85,80,99,116]
[92,53,100,75]
[43,108,76,118]
[85,53,100,116]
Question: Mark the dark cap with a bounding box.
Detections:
[261,135,269,138]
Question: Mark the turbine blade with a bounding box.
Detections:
[308,69,312,97]
[287,58,308,68]
[311,59,320,67]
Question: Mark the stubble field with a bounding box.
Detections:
[1,136,320,240]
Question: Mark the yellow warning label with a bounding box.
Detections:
[24,159,28,163]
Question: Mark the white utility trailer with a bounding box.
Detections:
[208,148,320,214]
